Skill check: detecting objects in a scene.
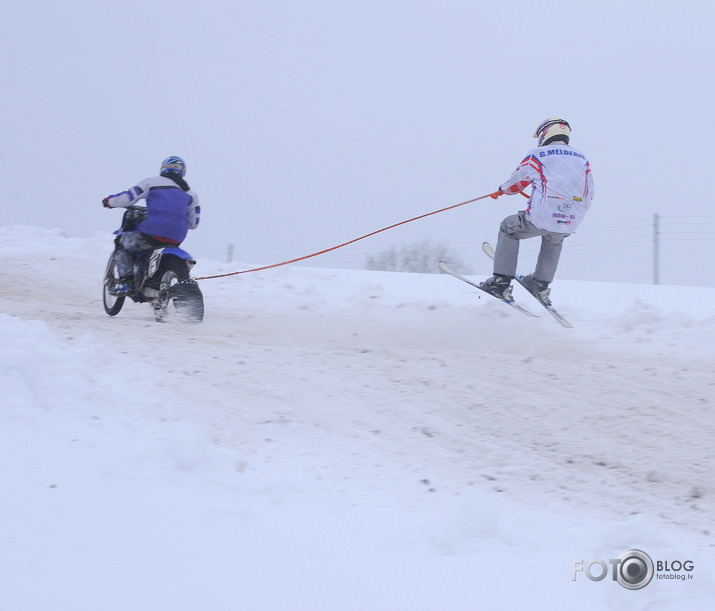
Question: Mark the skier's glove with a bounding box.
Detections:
[102,197,110,208]
[489,189,503,200]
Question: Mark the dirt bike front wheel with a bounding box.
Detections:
[103,254,125,316]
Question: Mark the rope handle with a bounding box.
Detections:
[194,190,523,280]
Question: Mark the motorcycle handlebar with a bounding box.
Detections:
[121,205,148,231]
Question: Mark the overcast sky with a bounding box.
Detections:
[3,0,714,286]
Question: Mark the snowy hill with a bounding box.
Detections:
[1,226,713,611]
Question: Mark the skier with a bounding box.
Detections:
[102,156,201,295]
[480,118,593,305]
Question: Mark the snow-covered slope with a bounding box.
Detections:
[1,226,713,611]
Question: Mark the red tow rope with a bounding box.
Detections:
[195,192,499,280]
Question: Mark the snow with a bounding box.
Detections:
[1,225,713,610]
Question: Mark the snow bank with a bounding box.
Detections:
[0,226,713,610]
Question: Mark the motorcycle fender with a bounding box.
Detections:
[146,247,196,279]
[161,246,197,270]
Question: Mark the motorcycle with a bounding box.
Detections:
[103,205,204,323]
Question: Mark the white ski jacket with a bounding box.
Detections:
[499,142,594,233]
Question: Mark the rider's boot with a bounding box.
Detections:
[111,276,133,296]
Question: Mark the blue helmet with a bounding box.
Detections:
[160,156,186,178]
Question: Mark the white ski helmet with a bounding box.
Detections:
[533,118,571,146]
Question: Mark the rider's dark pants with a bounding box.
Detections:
[115,232,176,278]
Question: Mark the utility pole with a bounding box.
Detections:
[653,213,660,285]
[227,244,234,264]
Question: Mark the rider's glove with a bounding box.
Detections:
[102,197,110,208]
[489,189,503,200]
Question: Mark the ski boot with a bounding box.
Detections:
[480,274,513,300]
[520,274,552,306]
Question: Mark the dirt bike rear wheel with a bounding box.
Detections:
[153,259,204,323]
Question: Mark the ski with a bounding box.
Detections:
[438,261,538,318]
[481,242,574,328]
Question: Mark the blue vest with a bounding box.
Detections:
[139,186,193,243]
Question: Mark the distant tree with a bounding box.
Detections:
[366,239,472,274]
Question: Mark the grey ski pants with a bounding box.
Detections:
[492,211,570,283]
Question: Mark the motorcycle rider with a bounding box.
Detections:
[103,156,201,295]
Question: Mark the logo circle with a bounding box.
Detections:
[616,549,654,590]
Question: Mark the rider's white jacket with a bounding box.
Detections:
[499,142,594,233]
